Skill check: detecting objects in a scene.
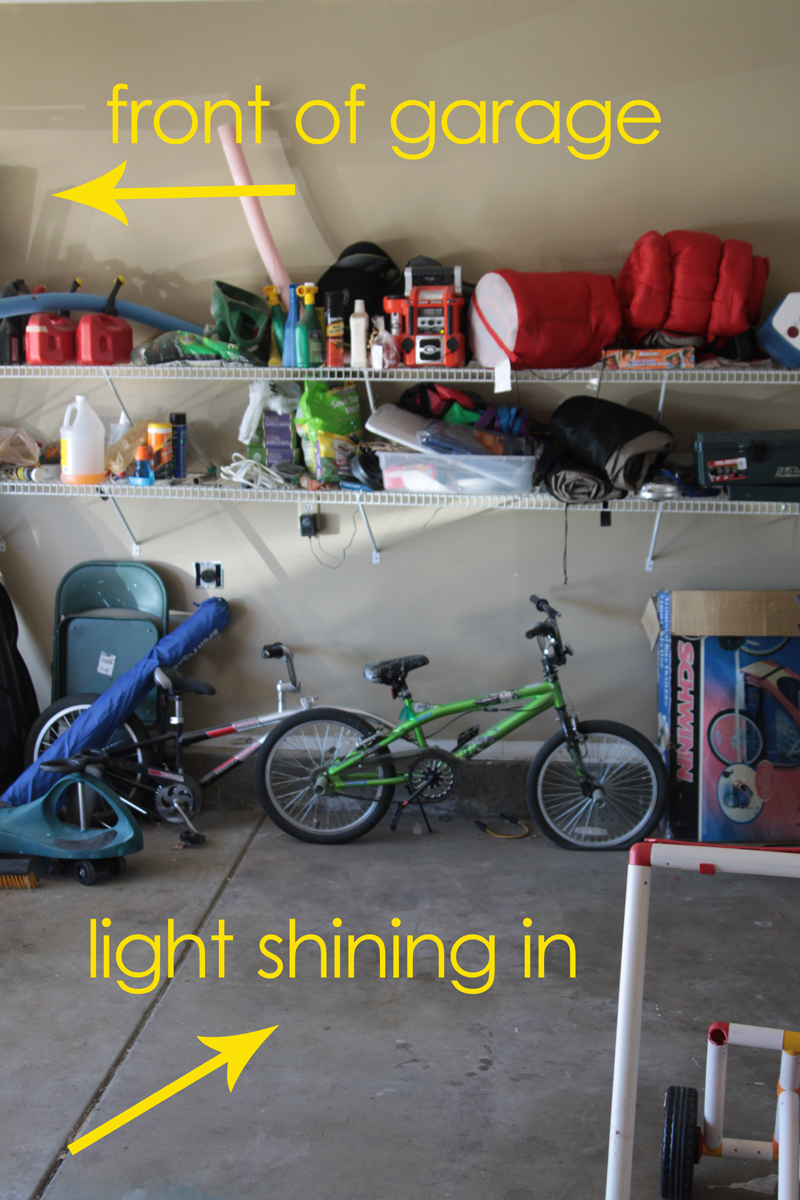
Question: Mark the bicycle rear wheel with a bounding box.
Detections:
[255,708,394,844]
[526,719,667,850]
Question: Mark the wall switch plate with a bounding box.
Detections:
[194,561,223,588]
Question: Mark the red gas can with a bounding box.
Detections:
[75,314,133,365]
[25,313,77,365]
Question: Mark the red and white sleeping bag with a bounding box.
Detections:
[469,270,622,370]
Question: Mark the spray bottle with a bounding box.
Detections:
[295,284,323,368]
[263,285,285,366]
[282,284,300,369]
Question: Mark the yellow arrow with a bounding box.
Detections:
[53,161,295,226]
[68,1025,278,1155]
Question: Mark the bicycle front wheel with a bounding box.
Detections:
[526,719,667,850]
[255,708,394,844]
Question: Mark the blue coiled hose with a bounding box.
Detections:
[0,292,203,335]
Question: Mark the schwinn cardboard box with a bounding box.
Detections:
[641,590,800,843]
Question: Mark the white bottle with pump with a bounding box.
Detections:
[60,394,106,484]
[349,299,369,370]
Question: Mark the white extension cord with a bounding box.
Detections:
[219,453,288,489]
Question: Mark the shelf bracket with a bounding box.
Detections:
[363,374,377,415]
[656,375,668,420]
[358,502,381,564]
[98,489,141,556]
[645,506,663,573]
[102,368,134,429]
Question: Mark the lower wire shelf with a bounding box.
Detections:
[2,479,799,515]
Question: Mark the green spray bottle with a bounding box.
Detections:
[295,284,323,368]
[263,285,285,366]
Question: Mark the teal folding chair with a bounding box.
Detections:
[53,561,168,726]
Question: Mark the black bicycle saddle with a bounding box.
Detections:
[363,655,429,688]
[154,666,216,695]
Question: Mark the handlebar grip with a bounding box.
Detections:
[262,643,285,659]
[529,594,550,613]
[526,622,552,640]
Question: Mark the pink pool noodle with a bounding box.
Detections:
[217,124,292,308]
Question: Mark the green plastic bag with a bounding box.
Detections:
[209,281,270,352]
[295,382,361,482]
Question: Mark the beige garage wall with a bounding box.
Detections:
[1,0,798,745]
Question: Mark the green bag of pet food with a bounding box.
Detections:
[295,381,361,482]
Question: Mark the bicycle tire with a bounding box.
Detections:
[255,708,394,844]
[24,693,155,807]
[526,719,667,850]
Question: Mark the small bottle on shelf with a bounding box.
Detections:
[349,299,368,370]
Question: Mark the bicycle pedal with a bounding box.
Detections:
[180,830,206,847]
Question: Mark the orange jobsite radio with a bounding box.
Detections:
[75,276,134,366]
[383,265,466,368]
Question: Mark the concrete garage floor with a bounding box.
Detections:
[1,801,797,1200]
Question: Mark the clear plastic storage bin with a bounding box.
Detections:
[377,452,537,494]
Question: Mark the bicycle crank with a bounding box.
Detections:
[154,779,203,825]
[406,751,462,802]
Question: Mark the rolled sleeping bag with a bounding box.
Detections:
[469,270,621,370]
[0,293,203,335]
[549,395,675,494]
[545,460,624,505]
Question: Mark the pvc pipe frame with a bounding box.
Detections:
[605,840,800,1200]
[217,125,292,310]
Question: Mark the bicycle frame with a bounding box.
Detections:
[327,679,570,790]
[104,705,396,793]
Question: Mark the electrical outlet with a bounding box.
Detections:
[194,561,223,588]
[299,513,317,538]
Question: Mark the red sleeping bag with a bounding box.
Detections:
[615,230,769,347]
[469,270,621,370]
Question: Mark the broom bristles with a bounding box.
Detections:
[0,872,38,889]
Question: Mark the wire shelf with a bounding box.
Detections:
[0,364,798,385]
[2,480,799,516]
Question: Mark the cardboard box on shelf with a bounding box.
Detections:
[641,590,800,843]
[603,346,694,370]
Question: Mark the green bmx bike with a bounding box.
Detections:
[255,596,668,850]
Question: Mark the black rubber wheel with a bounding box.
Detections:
[75,859,96,887]
[661,1086,700,1199]
[255,708,394,844]
[108,857,126,876]
[526,719,668,850]
[24,693,155,806]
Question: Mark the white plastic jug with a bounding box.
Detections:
[60,394,106,485]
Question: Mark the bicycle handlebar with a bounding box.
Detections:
[530,595,561,619]
[262,643,299,691]
[525,622,553,641]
